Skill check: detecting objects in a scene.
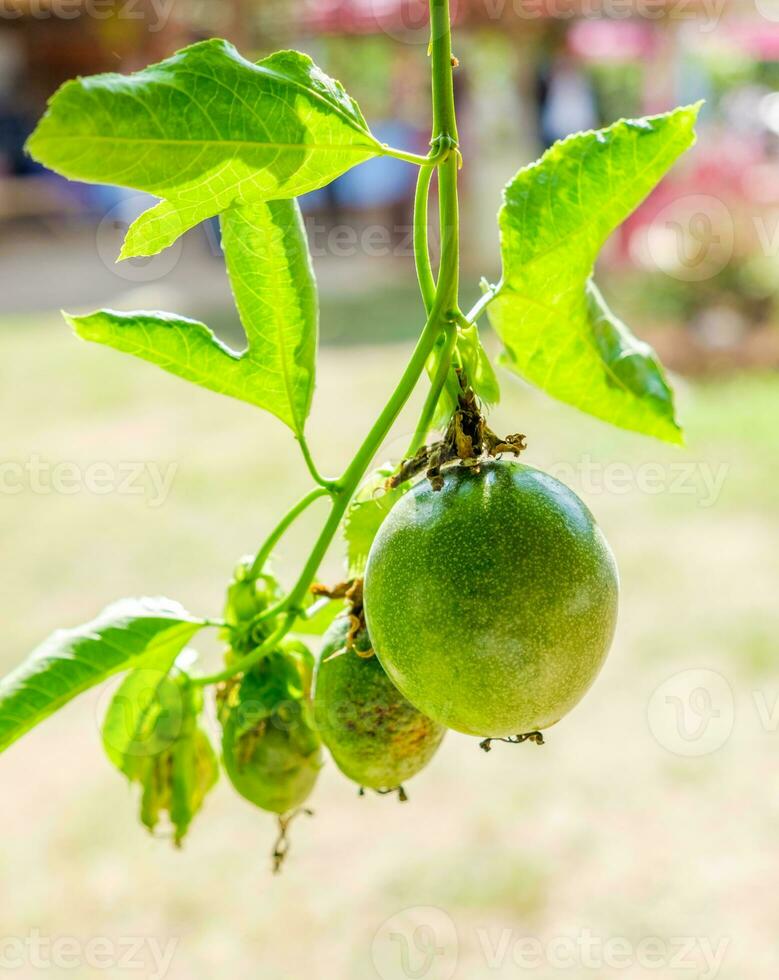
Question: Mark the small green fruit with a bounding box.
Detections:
[221,650,322,814]
[314,616,445,791]
[363,460,619,738]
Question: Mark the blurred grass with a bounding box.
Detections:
[1,308,778,979]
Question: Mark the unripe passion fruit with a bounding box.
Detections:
[314,616,444,791]
[221,650,322,814]
[363,460,619,738]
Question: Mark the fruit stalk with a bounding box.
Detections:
[406,321,457,457]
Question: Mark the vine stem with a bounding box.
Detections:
[248,487,330,581]
[414,164,436,314]
[430,0,459,146]
[220,0,461,679]
[250,301,452,628]
[406,321,456,457]
[192,614,295,687]
[295,433,338,491]
[403,0,461,461]
[430,0,460,312]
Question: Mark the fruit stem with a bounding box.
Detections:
[479,732,545,752]
[271,806,314,874]
[406,320,457,457]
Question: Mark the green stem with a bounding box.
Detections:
[252,305,450,627]
[219,0,463,669]
[384,142,450,167]
[430,0,459,313]
[192,615,295,687]
[436,158,459,310]
[463,283,499,325]
[430,0,459,144]
[249,487,330,580]
[405,0,461,456]
[414,164,436,314]
[296,433,337,491]
[406,321,456,456]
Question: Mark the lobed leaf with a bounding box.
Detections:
[487,105,701,444]
[0,598,206,753]
[26,38,382,258]
[66,198,318,435]
[221,201,317,435]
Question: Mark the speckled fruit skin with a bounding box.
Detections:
[222,718,320,815]
[222,655,322,815]
[314,617,445,790]
[363,460,619,738]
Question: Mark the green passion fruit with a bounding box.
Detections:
[314,616,445,792]
[363,459,619,738]
[221,649,322,815]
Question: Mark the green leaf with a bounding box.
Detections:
[133,681,218,847]
[121,200,206,260]
[26,38,383,258]
[0,598,205,753]
[221,201,317,435]
[343,466,406,577]
[102,668,184,779]
[487,105,701,444]
[168,726,219,846]
[66,202,317,434]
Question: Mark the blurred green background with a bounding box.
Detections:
[1,1,779,978]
